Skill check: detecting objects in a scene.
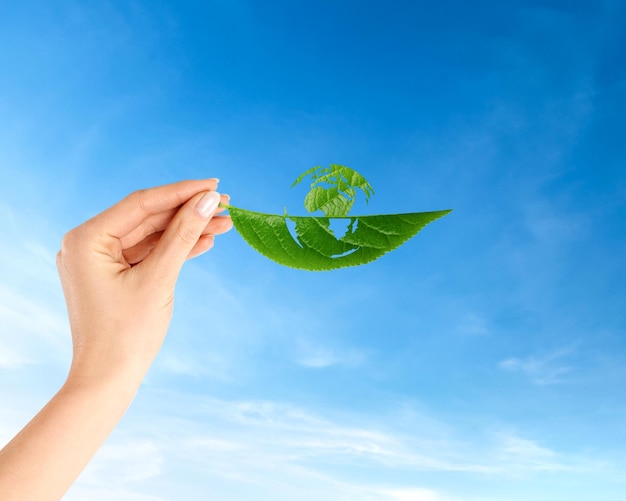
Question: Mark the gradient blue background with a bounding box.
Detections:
[1,1,625,500]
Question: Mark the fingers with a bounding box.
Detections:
[123,232,162,265]
[122,216,233,265]
[187,234,215,260]
[139,191,223,284]
[120,194,231,250]
[87,179,220,240]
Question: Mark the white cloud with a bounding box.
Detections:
[65,439,165,501]
[153,350,235,381]
[495,433,567,473]
[295,343,365,368]
[0,284,69,350]
[61,390,605,500]
[0,202,70,366]
[499,346,576,385]
[84,440,163,484]
[376,487,449,501]
[0,344,35,369]
[2,365,610,501]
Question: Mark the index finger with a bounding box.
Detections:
[87,179,220,239]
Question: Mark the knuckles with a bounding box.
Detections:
[129,189,150,214]
[58,225,94,259]
[59,228,80,253]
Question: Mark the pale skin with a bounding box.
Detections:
[0,179,233,500]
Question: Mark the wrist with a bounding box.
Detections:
[64,358,146,403]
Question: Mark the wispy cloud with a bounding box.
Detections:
[495,433,565,472]
[0,208,70,370]
[374,487,459,501]
[68,394,463,499]
[58,389,612,500]
[80,440,164,485]
[295,341,365,368]
[0,344,35,369]
[0,283,69,355]
[499,345,577,385]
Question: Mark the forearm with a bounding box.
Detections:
[0,371,140,501]
[0,181,228,499]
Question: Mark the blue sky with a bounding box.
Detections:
[1,1,625,499]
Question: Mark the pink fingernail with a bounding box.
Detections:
[197,191,221,218]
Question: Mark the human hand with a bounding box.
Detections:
[0,179,232,501]
[56,179,232,388]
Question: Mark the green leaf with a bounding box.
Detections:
[303,186,355,217]
[291,164,374,217]
[225,164,451,271]
[226,206,452,271]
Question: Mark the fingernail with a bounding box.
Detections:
[197,191,221,218]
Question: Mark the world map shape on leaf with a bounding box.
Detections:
[226,164,452,271]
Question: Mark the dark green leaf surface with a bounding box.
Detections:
[227,206,452,271]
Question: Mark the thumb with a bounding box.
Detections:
[141,190,222,284]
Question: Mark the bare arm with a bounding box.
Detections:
[0,179,232,500]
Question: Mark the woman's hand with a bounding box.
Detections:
[0,179,232,501]
[57,178,232,386]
